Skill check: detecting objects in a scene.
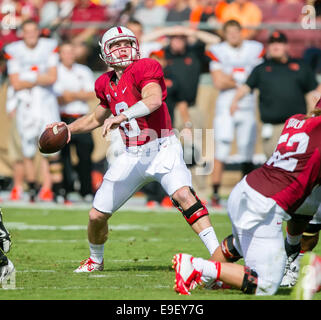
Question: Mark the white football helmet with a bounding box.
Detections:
[99,26,140,68]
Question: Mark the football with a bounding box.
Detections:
[38,123,69,154]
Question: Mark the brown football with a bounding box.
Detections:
[38,123,69,154]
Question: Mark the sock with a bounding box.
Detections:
[286,228,302,246]
[28,182,37,201]
[89,242,104,264]
[212,184,220,196]
[28,181,36,191]
[192,257,221,285]
[52,182,66,202]
[198,226,219,256]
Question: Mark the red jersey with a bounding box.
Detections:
[95,58,173,147]
[247,114,321,213]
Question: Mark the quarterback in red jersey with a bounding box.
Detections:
[173,98,321,297]
[47,26,220,273]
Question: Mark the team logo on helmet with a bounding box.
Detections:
[99,26,140,67]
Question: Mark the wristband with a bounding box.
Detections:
[122,101,150,121]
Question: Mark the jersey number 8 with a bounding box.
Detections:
[115,102,141,138]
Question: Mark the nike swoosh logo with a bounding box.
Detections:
[122,87,127,94]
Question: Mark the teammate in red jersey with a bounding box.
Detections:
[173,97,321,296]
[47,26,220,272]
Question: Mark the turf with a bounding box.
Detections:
[0,206,320,300]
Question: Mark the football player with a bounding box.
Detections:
[173,97,321,296]
[0,208,14,283]
[47,26,220,272]
[206,19,264,208]
[5,19,63,202]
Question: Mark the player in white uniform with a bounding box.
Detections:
[206,20,264,207]
[5,19,61,202]
[53,42,96,202]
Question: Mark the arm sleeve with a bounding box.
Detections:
[47,51,59,68]
[205,47,222,71]
[82,67,95,92]
[4,48,20,75]
[53,78,64,96]
[45,39,59,68]
[133,58,164,91]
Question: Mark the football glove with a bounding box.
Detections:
[0,209,11,253]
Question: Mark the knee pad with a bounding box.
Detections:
[221,234,242,262]
[171,187,209,225]
[241,266,258,294]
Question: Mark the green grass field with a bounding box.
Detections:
[0,206,320,300]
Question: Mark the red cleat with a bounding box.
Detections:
[64,199,73,206]
[10,186,23,201]
[38,188,54,202]
[146,200,157,208]
[74,258,104,273]
[161,196,173,208]
[172,253,202,295]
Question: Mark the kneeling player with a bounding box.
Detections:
[173,98,321,296]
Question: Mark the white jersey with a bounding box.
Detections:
[207,40,264,114]
[4,38,60,157]
[140,41,163,59]
[4,37,59,113]
[53,63,95,115]
[5,37,58,79]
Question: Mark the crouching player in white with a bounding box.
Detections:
[173,98,321,296]
[48,26,220,272]
[0,209,14,283]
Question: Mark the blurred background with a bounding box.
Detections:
[0,0,320,206]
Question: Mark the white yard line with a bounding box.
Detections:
[4,285,171,291]
[0,201,227,215]
[56,259,164,263]
[6,222,150,231]
[16,270,56,273]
